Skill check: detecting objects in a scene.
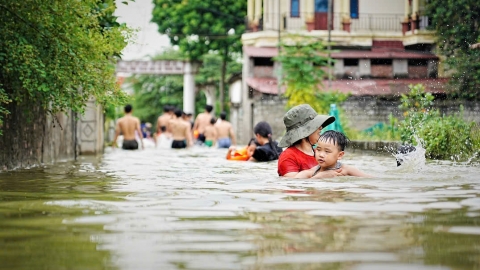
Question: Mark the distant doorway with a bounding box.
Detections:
[314,0,332,30]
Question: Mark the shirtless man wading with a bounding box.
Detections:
[156,105,173,137]
[112,104,144,150]
[193,105,213,144]
[215,111,236,148]
[170,109,193,149]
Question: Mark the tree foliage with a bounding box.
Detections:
[0,0,131,132]
[127,75,204,128]
[151,0,246,60]
[151,0,246,111]
[275,38,348,114]
[426,0,480,98]
[125,50,242,128]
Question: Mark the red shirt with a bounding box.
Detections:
[277,146,317,176]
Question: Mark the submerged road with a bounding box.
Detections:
[1,145,479,269]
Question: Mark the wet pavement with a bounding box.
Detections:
[1,145,479,270]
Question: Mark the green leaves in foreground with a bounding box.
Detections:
[0,0,132,133]
[426,0,480,98]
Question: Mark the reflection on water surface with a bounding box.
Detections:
[0,146,479,270]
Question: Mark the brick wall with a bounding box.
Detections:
[371,65,393,78]
[408,66,428,79]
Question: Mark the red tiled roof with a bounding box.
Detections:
[246,78,448,96]
[331,50,438,59]
[245,77,284,94]
[243,46,438,59]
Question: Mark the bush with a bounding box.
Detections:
[399,84,479,160]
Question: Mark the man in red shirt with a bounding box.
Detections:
[277,104,342,178]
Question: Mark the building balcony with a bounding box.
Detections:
[243,12,435,48]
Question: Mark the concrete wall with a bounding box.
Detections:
[76,98,104,155]
[341,96,403,130]
[252,66,275,78]
[1,99,104,170]
[0,101,75,170]
[252,97,288,142]
[232,95,287,144]
[231,94,480,145]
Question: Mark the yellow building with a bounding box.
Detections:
[230,0,446,143]
[244,0,434,47]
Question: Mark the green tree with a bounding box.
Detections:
[128,75,193,127]
[274,37,348,114]
[0,0,131,134]
[426,0,480,98]
[151,0,246,112]
[125,50,242,128]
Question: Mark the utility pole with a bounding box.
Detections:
[277,0,281,95]
[327,0,332,88]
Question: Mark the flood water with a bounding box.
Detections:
[1,144,479,270]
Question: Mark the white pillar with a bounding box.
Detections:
[248,0,255,22]
[183,62,195,114]
[334,59,344,77]
[393,59,408,77]
[254,0,262,21]
[404,0,410,21]
[412,0,419,19]
[203,85,216,109]
[359,59,371,77]
[341,0,350,19]
[303,0,313,22]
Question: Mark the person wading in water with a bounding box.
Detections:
[193,105,213,145]
[169,109,193,149]
[112,104,144,150]
[215,111,237,148]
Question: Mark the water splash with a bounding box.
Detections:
[392,137,427,173]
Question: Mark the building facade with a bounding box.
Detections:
[231,0,446,144]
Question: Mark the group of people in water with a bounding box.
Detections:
[112,104,237,150]
[112,103,373,178]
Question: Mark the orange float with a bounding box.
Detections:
[226,147,250,161]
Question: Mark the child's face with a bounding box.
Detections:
[314,139,344,169]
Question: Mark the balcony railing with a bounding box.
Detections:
[246,12,428,33]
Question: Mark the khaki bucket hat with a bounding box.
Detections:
[278,104,335,148]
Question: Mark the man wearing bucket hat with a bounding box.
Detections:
[277,104,343,178]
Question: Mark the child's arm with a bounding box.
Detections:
[292,166,317,178]
[342,165,373,177]
[310,167,344,179]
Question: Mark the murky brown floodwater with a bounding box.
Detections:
[1,143,479,270]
